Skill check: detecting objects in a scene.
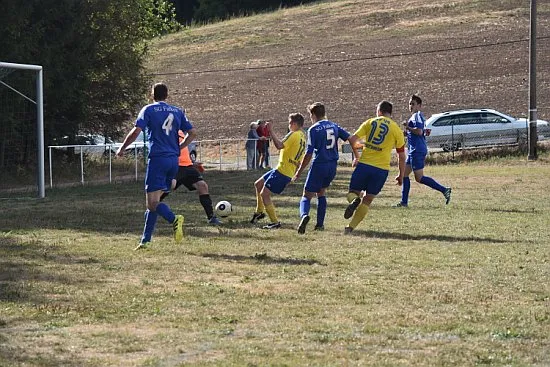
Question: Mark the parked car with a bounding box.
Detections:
[121,132,198,162]
[54,134,116,156]
[425,108,550,151]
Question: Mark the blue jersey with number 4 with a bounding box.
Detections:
[135,101,193,158]
[306,120,350,163]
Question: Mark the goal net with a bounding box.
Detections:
[0,62,45,198]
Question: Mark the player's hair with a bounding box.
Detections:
[411,94,422,105]
[152,83,168,101]
[377,100,393,115]
[308,102,326,119]
[289,113,305,127]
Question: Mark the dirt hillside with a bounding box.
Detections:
[147,0,550,140]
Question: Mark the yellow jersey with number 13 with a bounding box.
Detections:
[355,116,405,170]
[276,129,307,178]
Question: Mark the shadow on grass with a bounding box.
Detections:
[483,207,541,214]
[186,224,282,239]
[196,252,326,266]
[349,229,509,243]
[0,235,99,304]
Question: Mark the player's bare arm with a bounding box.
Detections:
[266,121,284,150]
[179,127,197,149]
[347,134,361,167]
[292,152,312,182]
[116,127,142,157]
[394,147,406,186]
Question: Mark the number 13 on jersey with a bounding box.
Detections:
[367,120,389,145]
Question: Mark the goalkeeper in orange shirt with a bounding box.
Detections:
[160,131,221,225]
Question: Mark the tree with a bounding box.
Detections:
[0,0,179,167]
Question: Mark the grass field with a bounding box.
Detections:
[1,156,549,366]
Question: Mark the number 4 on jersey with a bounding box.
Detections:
[162,113,174,136]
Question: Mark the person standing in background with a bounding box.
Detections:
[246,121,261,170]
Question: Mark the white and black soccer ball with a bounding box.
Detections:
[215,200,233,218]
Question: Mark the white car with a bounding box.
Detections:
[425,109,550,151]
[54,134,116,156]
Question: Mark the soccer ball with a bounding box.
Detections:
[215,200,233,217]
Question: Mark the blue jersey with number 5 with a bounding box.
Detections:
[306,120,350,163]
[135,101,193,158]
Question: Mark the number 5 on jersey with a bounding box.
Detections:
[326,128,336,149]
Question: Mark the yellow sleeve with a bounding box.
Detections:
[353,120,369,140]
[392,123,406,149]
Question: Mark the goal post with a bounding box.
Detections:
[0,62,45,198]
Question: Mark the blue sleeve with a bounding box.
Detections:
[306,127,315,154]
[135,106,148,131]
[338,125,350,141]
[412,112,425,129]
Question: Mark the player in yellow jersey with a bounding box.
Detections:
[250,113,307,229]
[343,101,406,234]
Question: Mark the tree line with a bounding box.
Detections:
[170,0,317,24]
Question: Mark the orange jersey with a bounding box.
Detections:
[178,131,193,167]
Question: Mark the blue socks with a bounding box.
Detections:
[420,176,446,193]
[155,202,176,223]
[299,196,310,218]
[401,177,410,205]
[316,196,327,227]
[300,196,327,227]
[141,203,176,244]
[141,209,158,243]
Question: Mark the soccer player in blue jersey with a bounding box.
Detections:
[250,113,307,229]
[116,83,196,250]
[292,102,359,234]
[343,101,406,234]
[396,95,451,207]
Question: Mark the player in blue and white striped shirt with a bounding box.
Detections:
[397,95,451,207]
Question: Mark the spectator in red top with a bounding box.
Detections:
[256,120,271,169]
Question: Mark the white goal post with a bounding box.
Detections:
[0,61,45,198]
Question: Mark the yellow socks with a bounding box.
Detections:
[256,192,265,213]
[346,192,359,203]
[349,203,369,229]
[264,203,278,223]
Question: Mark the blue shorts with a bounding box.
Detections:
[263,169,291,195]
[406,152,427,171]
[145,156,178,193]
[349,163,389,196]
[304,161,337,193]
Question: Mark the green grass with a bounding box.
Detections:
[1,158,550,366]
